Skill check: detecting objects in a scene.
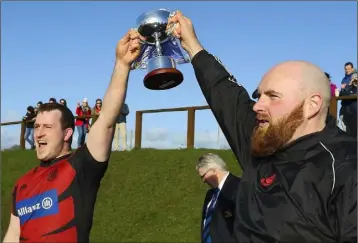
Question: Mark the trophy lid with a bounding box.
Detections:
[136,9,173,44]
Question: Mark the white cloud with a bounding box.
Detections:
[1,110,22,123]
[144,127,169,142]
[1,127,20,150]
[1,110,23,150]
[139,127,230,150]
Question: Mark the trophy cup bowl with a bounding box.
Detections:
[136,9,184,90]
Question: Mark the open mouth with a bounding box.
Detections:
[37,140,48,149]
[257,119,269,127]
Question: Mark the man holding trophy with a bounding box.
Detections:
[165,10,356,243]
[2,29,145,243]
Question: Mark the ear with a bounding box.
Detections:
[63,128,74,142]
[304,93,322,119]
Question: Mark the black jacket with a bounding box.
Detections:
[340,84,357,116]
[23,112,36,128]
[201,173,241,243]
[191,50,357,243]
[116,103,129,124]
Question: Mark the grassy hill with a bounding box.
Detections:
[1,149,242,242]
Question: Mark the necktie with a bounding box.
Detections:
[202,188,220,243]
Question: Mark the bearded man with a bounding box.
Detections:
[168,11,357,243]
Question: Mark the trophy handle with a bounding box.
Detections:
[165,22,176,36]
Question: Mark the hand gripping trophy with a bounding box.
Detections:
[131,9,191,90]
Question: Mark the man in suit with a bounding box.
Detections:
[196,153,241,243]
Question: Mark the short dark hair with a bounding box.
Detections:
[324,72,331,80]
[59,98,67,107]
[345,62,354,68]
[27,106,35,113]
[49,97,57,103]
[37,103,74,131]
[37,103,74,147]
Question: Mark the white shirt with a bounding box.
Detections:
[203,172,230,226]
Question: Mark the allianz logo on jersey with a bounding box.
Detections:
[17,196,53,216]
[16,189,59,225]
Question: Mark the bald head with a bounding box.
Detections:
[253,61,331,148]
[262,60,331,110]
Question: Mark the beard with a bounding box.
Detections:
[250,101,305,157]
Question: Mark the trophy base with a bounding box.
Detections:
[144,68,183,90]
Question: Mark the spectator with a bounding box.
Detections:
[340,62,357,131]
[341,62,356,88]
[59,99,67,107]
[340,73,357,138]
[49,98,57,103]
[22,106,36,150]
[75,98,91,148]
[113,103,129,151]
[35,102,43,116]
[91,98,102,126]
[325,72,338,97]
[196,153,240,243]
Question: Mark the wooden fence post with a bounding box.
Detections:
[134,111,143,149]
[20,122,26,149]
[187,108,195,149]
[329,97,338,120]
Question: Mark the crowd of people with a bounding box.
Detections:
[22,97,130,151]
[5,10,357,243]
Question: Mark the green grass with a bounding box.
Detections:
[1,149,242,242]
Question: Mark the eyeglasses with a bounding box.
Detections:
[200,168,214,179]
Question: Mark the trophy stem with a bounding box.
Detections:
[153,32,163,56]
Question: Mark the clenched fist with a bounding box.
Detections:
[116,29,144,67]
[167,11,204,58]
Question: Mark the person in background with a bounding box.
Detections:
[22,106,36,150]
[35,102,43,116]
[59,98,67,107]
[113,102,129,151]
[339,62,357,131]
[325,72,338,97]
[196,153,240,243]
[339,73,357,138]
[91,98,102,126]
[49,98,57,103]
[341,62,356,88]
[75,98,91,148]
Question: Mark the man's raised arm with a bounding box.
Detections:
[168,11,256,170]
[86,29,142,162]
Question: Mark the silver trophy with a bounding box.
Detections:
[131,9,190,90]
